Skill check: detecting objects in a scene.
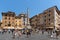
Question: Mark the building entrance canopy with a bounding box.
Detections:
[15,27,24,29]
[3,27,15,29]
[46,27,54,28]
[45,27,54,30]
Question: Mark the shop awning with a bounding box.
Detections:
[3,27,15,29]
[46,27,54,28]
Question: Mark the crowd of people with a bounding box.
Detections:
[0,29,32,38]
[0,29,60,39]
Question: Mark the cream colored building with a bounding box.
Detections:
[19,13,31,29]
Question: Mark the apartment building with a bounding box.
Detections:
[1,11,16,29]
[30,6,60,30]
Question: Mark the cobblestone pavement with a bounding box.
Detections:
[0,31,60,40]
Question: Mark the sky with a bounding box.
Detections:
[0,0,60,20]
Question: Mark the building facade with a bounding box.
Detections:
[0,20,1,28]
[19,13,31,29]
[30,6,60,30]
[1,11,30,29]
[2,11,16,29]
[15,16,23,29]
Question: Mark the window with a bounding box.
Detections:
[12,15,14,17]
[5,17,7,19]
[48,14,50,16]
[44,24,46,26]
[5,21,7,23]
[24,23,25,25]
[58,24,60,26]
[44,20,46,22]
[24,18,25,21]
[49,19,50,21]
[9,17,10,20]
[5,14,7,16]
[44,16,46,18]
[8,24,11,26]
[9,22,10,24]
[5,25,7,26]
[49,23,50,25]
